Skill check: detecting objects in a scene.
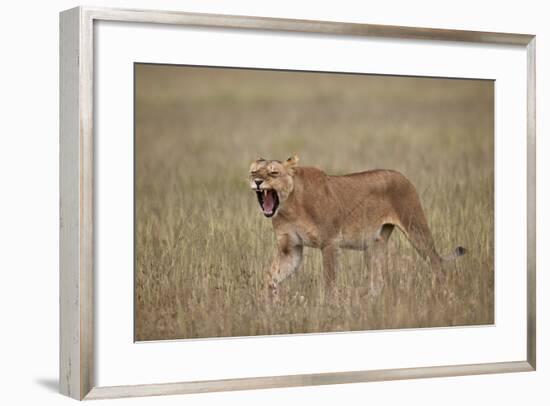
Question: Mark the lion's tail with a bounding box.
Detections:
[441,246,467,261]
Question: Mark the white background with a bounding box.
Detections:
[96,21,527,386]
[0,0,547,404]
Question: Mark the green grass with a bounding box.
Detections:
[135,64,494,341]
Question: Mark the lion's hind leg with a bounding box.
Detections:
[367,223,395,296]
[394,208,446,290]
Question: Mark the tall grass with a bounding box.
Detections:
[135,64,494,341]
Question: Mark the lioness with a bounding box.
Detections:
[249,156,466,296]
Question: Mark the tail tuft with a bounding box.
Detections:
[455,246,467,257]
[442,246,467,261]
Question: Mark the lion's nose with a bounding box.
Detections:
[254,180,263,188]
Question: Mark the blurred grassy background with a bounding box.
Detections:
[135,64,494,341]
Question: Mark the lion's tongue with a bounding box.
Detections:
[263,191,275,213]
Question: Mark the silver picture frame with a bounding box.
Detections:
[59,6,536,400]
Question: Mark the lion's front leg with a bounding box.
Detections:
[267,235,303,299]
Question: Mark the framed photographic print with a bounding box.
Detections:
[59,6,536,400]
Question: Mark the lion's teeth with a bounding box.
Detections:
[263,190,267,197]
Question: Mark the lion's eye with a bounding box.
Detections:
[269,171,280,176]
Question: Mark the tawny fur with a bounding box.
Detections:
[249,156,465,297]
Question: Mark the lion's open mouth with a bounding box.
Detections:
[256,189,279,217]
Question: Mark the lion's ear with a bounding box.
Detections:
[283,155,299,169]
